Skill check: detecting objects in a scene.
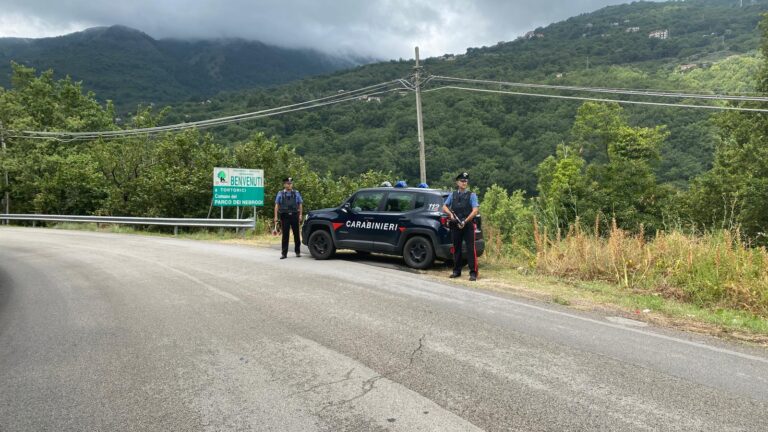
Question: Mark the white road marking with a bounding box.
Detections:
[607,316,650,327]
[460,287,768,364]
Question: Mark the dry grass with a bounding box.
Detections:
[533,219,768,316]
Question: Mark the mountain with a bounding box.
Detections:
[0,25,366,110]
[169,0,768,193]
[3,1,765,194]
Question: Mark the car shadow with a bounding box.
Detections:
[332,251,452,274]
[269,244,451,273]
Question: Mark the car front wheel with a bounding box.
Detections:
[308,230,335,260]
[402,236,435,269]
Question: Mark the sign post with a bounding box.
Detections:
[213,168,264,235]
[213,168,265,207]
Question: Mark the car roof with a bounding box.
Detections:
[357,187,450,194]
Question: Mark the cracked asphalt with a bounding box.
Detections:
[1,228,768,431]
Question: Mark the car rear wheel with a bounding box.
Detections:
[402,236,435,269]
[308,230,335,260]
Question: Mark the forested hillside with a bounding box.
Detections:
[168,0,768,194]
[0,25,364,110]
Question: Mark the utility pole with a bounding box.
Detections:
[0,122,8,222]
[414,46,427,184]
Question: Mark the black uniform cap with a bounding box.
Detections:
[283,177,293,183]
[456,172,469,180]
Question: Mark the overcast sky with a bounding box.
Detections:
[0,0,649,59]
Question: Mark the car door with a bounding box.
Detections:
[373,191,416,252]
[334,190,385,250]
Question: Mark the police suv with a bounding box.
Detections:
[301,187,485,269]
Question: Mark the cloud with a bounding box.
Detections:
[0,0,644,58]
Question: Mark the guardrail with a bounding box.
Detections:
[0,214,255,234]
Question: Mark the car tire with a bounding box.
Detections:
[402,236,435,269]
[308,230,335,260]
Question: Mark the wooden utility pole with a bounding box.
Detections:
[414,47,427,184]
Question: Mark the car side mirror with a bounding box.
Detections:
[342,202,353,213]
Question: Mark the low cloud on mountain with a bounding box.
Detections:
[0,0,652,58]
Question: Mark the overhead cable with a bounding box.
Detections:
[12,80,410,141]
[425,85,768,113]
[431,75,768,103]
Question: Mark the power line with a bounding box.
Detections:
[14,81,406,140]
[11,80,410,141]
[11,71,767,141]
[425,85,768,113]
[431,75,768,103]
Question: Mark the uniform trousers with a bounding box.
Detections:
[280,212,301,256]
[451,222,478,276]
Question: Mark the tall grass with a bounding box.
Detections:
[531,218,768,316]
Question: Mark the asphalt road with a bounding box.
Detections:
[1,228,767,431]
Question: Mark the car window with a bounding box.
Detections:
[384,192,415,212]
[415,193,445,212]
[350,191,385,212]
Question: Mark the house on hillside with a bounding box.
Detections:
[626,27,640,33]
[678,63,698,72]
[649,29,669,39]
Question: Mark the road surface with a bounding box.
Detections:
[1,228,767,431]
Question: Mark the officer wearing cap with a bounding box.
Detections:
[442,172,480,281]
[274,177,303,259]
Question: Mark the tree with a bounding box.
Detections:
[537,102,670,233]
[685,13,768,242]
[0,63,116,215]
[482,185,534,250]
[92,107,168,216]
[536,144,592,228]
[141,129,229,218]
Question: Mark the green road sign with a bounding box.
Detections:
[213,167,264,207]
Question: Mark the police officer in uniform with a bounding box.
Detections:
[443,172,480,281]
[274,177,303,259]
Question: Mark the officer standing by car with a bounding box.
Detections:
[274,177,303,259]
[443,172,480,281]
